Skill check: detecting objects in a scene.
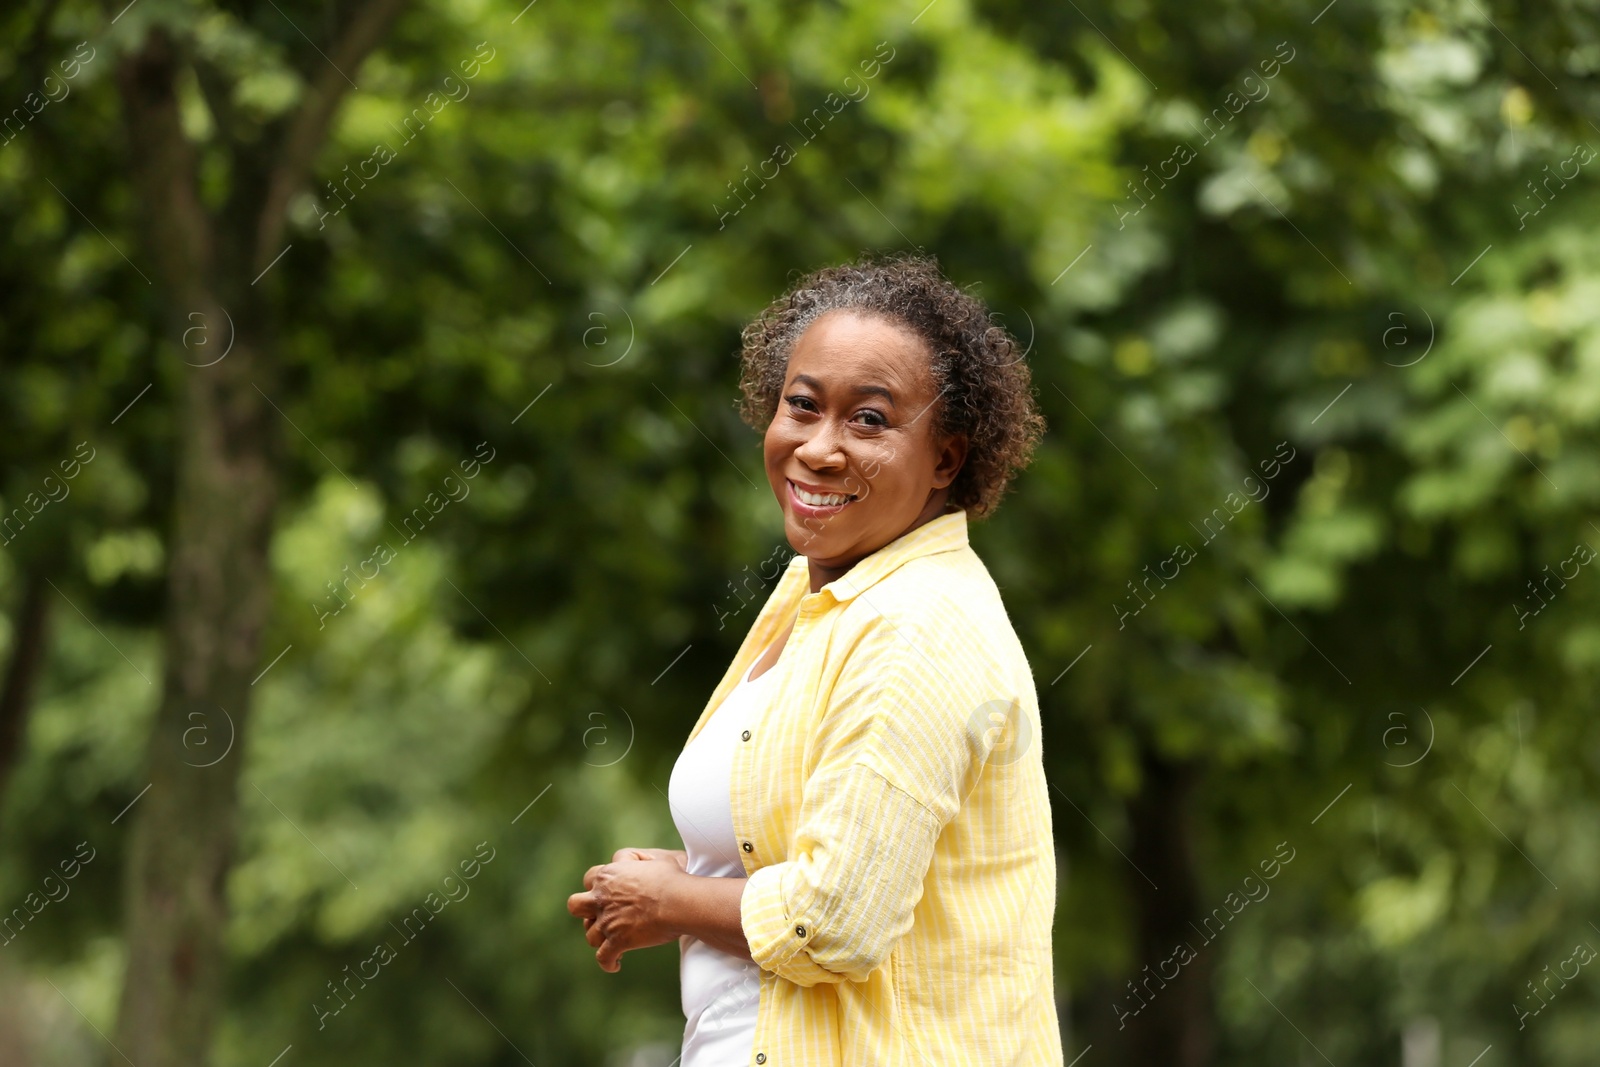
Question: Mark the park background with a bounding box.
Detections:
[3,0,1600,1064]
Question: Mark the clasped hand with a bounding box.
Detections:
[566,847,687,972]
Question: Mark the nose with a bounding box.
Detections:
[793,417,847,471]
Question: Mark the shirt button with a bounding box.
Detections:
[795,924,806,938]
[741,730,751,742]
[755,1055,766,1064]
[742,841,754,853]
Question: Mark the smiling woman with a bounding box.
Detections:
[567,253,1061,1066]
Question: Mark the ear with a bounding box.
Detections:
[930,432,968,490]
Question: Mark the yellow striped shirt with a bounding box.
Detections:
[683,508,1063,1066]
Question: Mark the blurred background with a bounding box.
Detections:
[3,0,1599,1064]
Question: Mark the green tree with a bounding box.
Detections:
[4,1,1600,1065]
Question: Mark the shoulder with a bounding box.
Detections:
[854,545,1015,645]
[838,545,1032,700]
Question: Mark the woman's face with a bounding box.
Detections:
[763,310,967,571]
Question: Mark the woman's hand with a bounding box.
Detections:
[608,846,688,870]
[566,849,687,972]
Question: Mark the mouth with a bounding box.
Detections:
[787,479,859,516]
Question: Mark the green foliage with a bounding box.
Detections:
[3,0,1600,1063]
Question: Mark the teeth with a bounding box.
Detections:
[795,484,851,507]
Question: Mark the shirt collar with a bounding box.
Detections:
[806,507,969,604]
[686,508,970,749]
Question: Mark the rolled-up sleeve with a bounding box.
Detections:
[740,609,992,986]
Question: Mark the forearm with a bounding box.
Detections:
[664,872,752,962]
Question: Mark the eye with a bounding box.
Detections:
[852,409,888,428]
[784,394,818,413]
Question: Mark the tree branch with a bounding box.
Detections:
[254,0,410,270]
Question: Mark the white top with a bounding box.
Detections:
[668,657,776,1067]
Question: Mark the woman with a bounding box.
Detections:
[567,254,1063,1066]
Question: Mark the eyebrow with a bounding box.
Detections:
[791,373,897,408]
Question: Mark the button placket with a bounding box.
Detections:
[730,657,764,868]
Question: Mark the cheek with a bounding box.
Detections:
[763,421,788,470]
[765,421,804,495]
[853,438,916,496]
[765,409,815,455]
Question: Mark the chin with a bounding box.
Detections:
[784,517,848,559]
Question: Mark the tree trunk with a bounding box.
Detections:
[108,7,404,1059]
[109,31,280,1067]
[0,570,50,803]
[1124,746,1214,1067]
[112,333,278,1066]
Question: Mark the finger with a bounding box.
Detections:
[585,922,605,949]
[596,938,623,972]
[568,891,597,918]
[612,847,648,864]
[582,864,605,890]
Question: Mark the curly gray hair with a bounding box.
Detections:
[737,252,1045,518]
